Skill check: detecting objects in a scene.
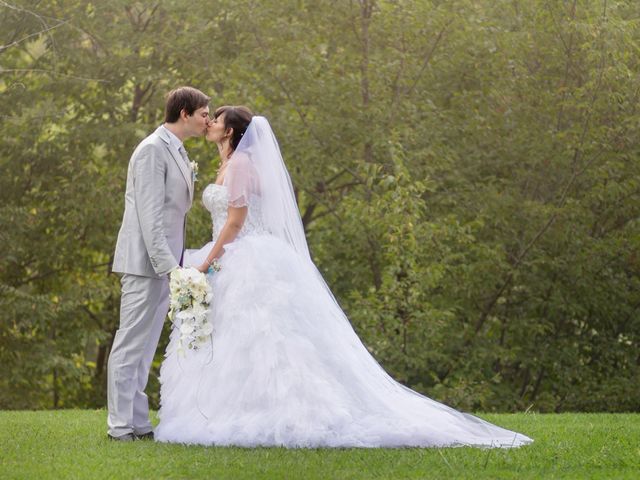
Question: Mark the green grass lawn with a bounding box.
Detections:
[0,410,638,479]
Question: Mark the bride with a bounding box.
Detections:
[154,106,533,448]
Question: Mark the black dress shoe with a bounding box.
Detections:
[107,433,135,442]
[135,431,154,441]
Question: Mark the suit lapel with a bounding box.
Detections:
[155,126,194,203]
[168,143,194,203]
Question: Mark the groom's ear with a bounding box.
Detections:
[179,108,190,121]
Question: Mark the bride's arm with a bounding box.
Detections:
[196,205,248,273]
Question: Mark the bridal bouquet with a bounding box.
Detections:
[168,267,214,354]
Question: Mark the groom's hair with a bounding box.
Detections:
[164,87,210,123]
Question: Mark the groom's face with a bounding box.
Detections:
[184,106,210,137]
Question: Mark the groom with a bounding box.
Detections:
[108,87,210,441]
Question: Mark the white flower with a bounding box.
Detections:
[191,303,208,318]
[190,161,199,181]
[167,266,214,352]
[201,321,214,336]
[180,323,195,335]
[176,310,193,322]
[194,335,209,348]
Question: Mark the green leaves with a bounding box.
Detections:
[1,0,638,412]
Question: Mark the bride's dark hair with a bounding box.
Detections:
[214,105,254,150]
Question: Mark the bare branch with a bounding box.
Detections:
[471,0,612,337]
[14,262,112,288]
[0,19,68,53]
[0,68,109,83]
[404,20,453,97]
[0,0,72,58]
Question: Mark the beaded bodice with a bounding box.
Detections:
[202,183,268,240]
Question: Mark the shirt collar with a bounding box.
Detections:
[160,124,184,151]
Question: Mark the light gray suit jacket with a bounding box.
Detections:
[112,126,194,278]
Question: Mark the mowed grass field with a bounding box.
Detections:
[0,410,638,479]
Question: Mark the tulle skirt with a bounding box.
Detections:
[155,233,533,448]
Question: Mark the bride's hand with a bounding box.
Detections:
[196,263,209,274]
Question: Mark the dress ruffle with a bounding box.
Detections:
[155,233,532,448]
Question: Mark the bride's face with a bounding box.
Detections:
[206,113,228,143]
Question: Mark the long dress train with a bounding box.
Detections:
[155,183,533,448]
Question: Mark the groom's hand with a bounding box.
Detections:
[167,264,179,279]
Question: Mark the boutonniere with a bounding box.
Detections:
[190,161,199,182]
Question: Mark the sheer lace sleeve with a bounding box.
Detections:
[224,153,258,208]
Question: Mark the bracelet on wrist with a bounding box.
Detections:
[207,257,222,274]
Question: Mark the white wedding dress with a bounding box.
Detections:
[154,179,533,448]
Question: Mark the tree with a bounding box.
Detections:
[1,0,638,412]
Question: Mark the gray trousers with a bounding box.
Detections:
[107,273,169,437]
